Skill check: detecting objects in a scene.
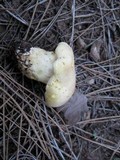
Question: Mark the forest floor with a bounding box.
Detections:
[0,0,120,159]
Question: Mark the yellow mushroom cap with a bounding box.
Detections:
[45,42,76,107]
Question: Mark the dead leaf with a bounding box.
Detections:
[76,37,87,49]
[57,90,89,125]
[90,40,102,62]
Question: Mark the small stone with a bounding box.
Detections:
[87,78,95,85]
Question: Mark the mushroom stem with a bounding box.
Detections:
[15,44,56,84]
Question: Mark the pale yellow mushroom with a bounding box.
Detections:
[45,42,76,107]
[15,42,76,107]
[16,47,56,84]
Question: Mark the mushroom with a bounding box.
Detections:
[15,41,89,124]
[45,42,76,107]
[15,41,56,84]
[15,41,76,107]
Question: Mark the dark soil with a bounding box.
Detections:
[0,0,120,160]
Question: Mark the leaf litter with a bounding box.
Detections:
[0,0,120,159]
